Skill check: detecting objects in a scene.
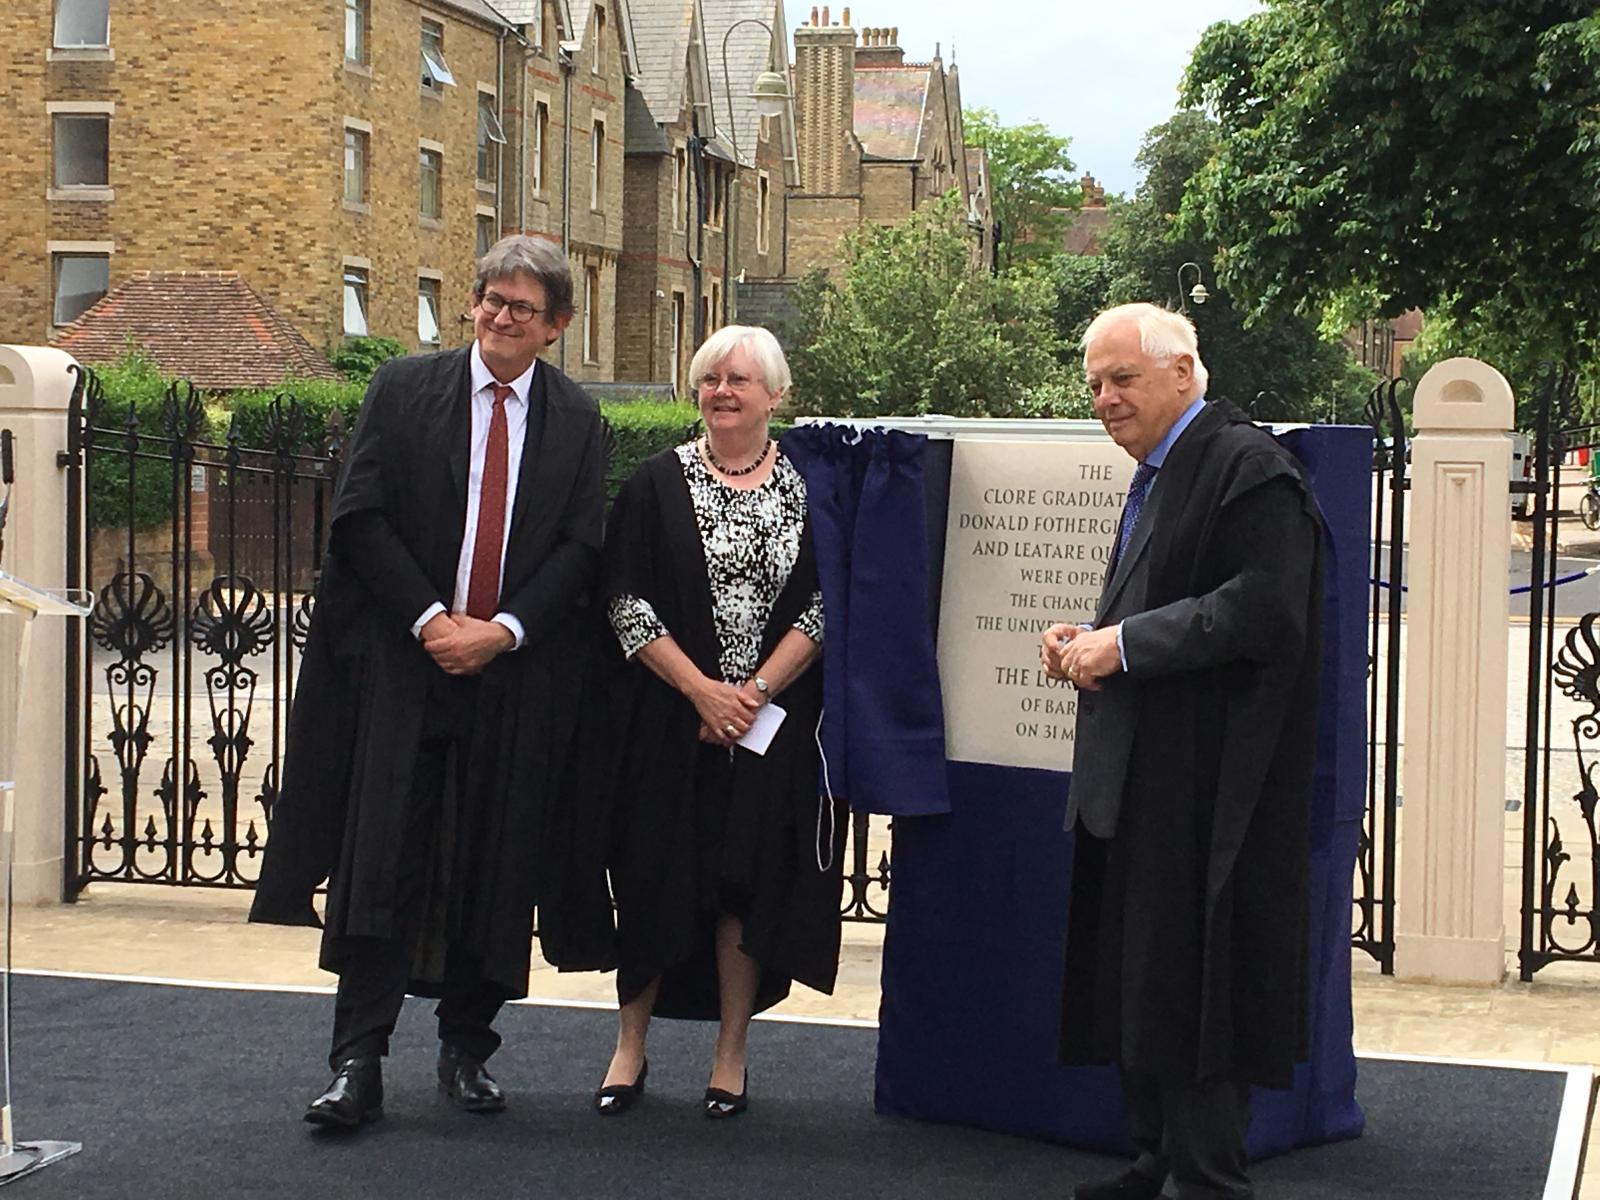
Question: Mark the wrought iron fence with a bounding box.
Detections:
[64,368,340,892]
[1519,365,1600,978]
[62,367,895,921]
[1353,379,1406,974]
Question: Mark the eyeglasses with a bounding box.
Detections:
[696,372,758,393]
[479,290,544,324]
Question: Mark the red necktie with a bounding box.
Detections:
[465,383,512,620]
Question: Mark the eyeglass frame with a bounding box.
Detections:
[695,370,765,393]
[476,288,546,324]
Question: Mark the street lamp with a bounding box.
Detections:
[1177,261,1209,312]
[718,17,789,325]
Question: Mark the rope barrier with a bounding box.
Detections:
[1370,564,1600,595]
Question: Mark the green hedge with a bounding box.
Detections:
[83,355,708,530]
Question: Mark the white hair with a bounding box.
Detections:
[1082,302,1210,398]
[689,324,791,396]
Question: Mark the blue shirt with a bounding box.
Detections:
[1108,396,1207,670]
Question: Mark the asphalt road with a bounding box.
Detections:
[1372,543,1600,620]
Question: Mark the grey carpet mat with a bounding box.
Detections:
[6,974,1577,1198]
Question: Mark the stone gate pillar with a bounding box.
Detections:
[0,346,81,905]
[1395,357,1514,984]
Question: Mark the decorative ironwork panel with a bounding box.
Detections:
[1518,366,1600,977]
[65,370,338,892]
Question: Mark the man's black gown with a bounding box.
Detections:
[248,347,615,999]
[1060,400,1324,1091]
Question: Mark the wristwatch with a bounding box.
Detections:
[754,676,770,696]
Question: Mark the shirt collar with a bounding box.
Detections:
[470,341,536,404]
[1143,395,1206,469]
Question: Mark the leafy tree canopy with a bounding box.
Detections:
[1054,112,1376,423]
[1181,1,1600,357]
[788,194,1083,419]
[330,335,409,384]
[963,107,1081,270]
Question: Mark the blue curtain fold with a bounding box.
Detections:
[781,423,951,816]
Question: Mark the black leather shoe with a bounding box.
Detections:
[437,1044,507,1114]
[304,1057,383,1129]
[703,1070,748,1120]
[1073,1169,1166,1200]
[593,1058,648,1115]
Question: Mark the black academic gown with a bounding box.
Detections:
[1060,400,1324,1090]
[601,448,845,1020]
[248,347,615,996]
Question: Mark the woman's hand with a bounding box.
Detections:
[690,679,762,747]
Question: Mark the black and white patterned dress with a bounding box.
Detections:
[609,442,824,676]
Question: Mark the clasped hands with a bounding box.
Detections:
[692,678,766,748]
[1039,622,1122,692]
[421,612,514,675]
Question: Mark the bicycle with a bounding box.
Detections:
[1580,479,1600,531]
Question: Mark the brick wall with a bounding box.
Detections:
[785,195,859,276]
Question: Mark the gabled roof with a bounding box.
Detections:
[564,0,641,75]
[490,0,573,35]
[854,63,931,161]
[624,82,671,153]
[701,0,796,171]
[52,272,341,388]
[627,0,697,122]
[430,0,516,30]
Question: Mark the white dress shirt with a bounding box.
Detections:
[411,342,534,648]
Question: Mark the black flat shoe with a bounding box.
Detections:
[593,1059,649,1115]
[703,1070,748,1119]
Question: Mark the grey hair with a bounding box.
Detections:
[474,234,575,319]
[1082,302,1210,398]
[689,325,792,396]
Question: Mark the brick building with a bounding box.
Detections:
[2,0,524,358]
[614,0,796,390]
[491,0,636,383]
[785,8,979,276]
[3,1,997,390]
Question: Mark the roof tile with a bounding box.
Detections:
[51,272,342,389]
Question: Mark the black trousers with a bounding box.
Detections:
[1122,1070,1253,1200]
[329,675,504,1069]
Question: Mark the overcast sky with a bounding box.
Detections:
[787,0,1264,197]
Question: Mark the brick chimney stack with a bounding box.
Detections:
[855,25,905,67]
[1080,173,1106,207]
[794,4,858,192]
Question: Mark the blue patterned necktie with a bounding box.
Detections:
[1114,461,1158,568]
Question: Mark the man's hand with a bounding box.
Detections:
[1061,624,1121,692]
[426,614,515,676]
[1039,622,1082,681]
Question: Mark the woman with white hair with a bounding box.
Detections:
[592,324,843,1119]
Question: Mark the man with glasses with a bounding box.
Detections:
[251,235,611,1130]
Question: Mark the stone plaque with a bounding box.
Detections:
[937,438,1133,771]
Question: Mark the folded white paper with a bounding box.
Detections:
[737,702,787,755]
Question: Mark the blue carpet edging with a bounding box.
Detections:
[6,970,1590,1200]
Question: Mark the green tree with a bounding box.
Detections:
[1182,2,1600,361]
[1055,112,1375,422]
[788,194,1081,418]
[330,335,408,383]
[964,107,1081,271]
